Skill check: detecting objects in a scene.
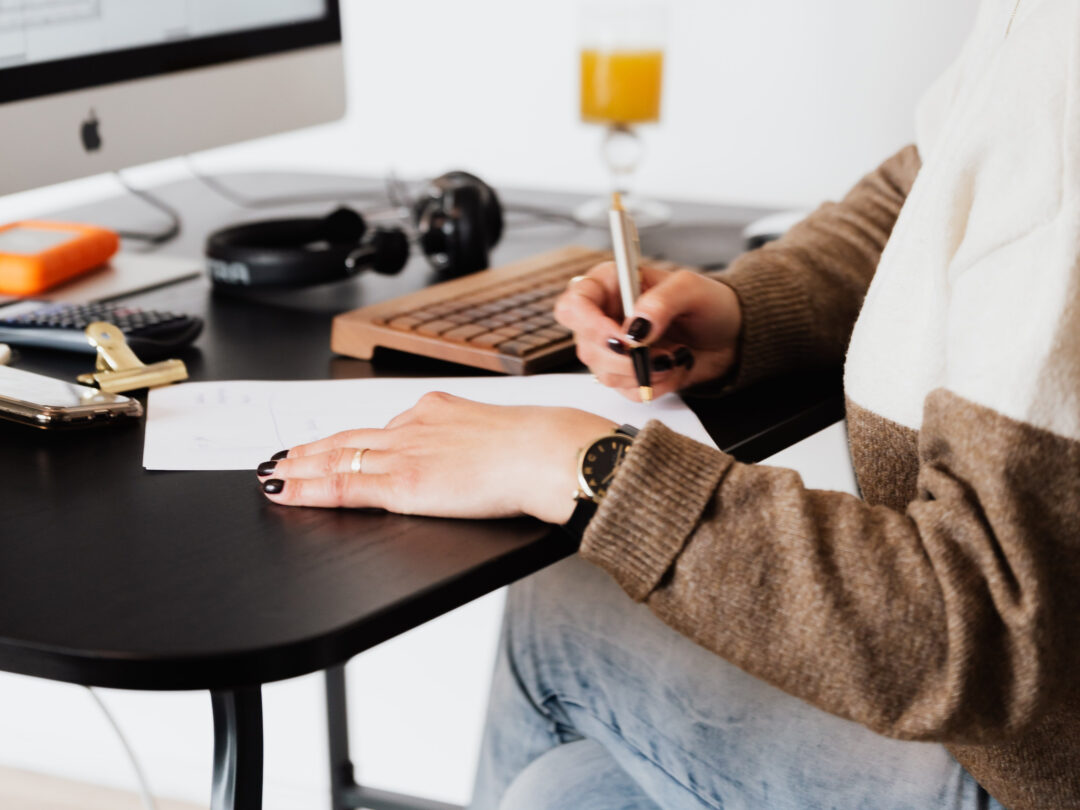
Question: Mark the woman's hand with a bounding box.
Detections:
[258,392,616,524]
[553,261,743,401]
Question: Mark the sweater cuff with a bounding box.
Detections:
[713,253,814,389]
[580,420,734,602]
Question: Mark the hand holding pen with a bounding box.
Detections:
[554,228,745,403]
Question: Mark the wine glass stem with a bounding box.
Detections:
[601,124,644,195]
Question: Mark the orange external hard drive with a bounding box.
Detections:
[0,220,119,296]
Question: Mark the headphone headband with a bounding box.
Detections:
[206,208,368,288]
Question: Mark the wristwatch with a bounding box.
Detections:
[562,424,639,541]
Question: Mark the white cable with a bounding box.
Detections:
[86,687,159,810]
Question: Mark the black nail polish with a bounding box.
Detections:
[626,317,652,342]
[606,337,627,355]
[257,460,277,477]
[652,353,675,372]
[674,346,695,370]
[271,449,288,461]
[262,479,284,494]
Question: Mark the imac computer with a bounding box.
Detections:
[0,0,346,195]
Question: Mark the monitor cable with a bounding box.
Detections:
[86,686,159,810]
[112,171,182,247]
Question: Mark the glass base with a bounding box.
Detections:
[573,194,672,229]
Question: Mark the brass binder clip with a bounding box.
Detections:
[77,321,188,393]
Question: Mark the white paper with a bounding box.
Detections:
[144,373,716,471]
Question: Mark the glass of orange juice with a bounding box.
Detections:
[576,0,670,226]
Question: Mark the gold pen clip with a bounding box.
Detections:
[77,321,188,393]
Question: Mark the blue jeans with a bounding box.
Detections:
[470,556,1002,810]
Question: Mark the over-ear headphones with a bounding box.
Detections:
[413,170,503,276]
[205,171,503,290]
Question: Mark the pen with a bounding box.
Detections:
[609,192,653,402]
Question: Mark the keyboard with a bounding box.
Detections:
[331,245,611,374]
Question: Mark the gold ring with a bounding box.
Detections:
[568,275,605,294]
[350,448,368,474]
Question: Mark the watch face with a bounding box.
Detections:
[578,433,634,500]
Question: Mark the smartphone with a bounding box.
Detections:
[0,365,142,429]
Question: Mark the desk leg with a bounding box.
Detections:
[326,665,355,810]
[324,666,463,810]
[211,687,264,810]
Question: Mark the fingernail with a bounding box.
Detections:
[626,317,651,342]
[271,449,289,461]
[652,353,675,372]
[674,346,695,370]
[606,337,627,355]
[262,479,284,494]
[257,460,277,477]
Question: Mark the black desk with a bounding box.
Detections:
[0,173,842,810]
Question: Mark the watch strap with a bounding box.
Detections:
[560,423,639,542]
[560,496,598,544]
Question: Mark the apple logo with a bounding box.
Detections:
[80,109,102,152]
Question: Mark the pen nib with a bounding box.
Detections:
[639,386,653,403]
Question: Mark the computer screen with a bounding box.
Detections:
[2,1,325,68]
[1,0,345,194]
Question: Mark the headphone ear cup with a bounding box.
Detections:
[442,184,489,276]
[450,171,504,249]
[414,171,503,276]
[428,171,504,250]
[367,226,411,275]
[345,225,411,276]
[321,207,367,242]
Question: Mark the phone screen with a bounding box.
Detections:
[0,365,128,408]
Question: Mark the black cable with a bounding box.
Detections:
[112,172,182,246]
[383,171,412,210]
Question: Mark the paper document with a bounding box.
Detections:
[144,374,716,471]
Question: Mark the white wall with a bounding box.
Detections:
[0,2,977,807]
[327,0,978,207]
[0,0,978,223]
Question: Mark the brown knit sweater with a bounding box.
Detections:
[580,143,1080,810]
